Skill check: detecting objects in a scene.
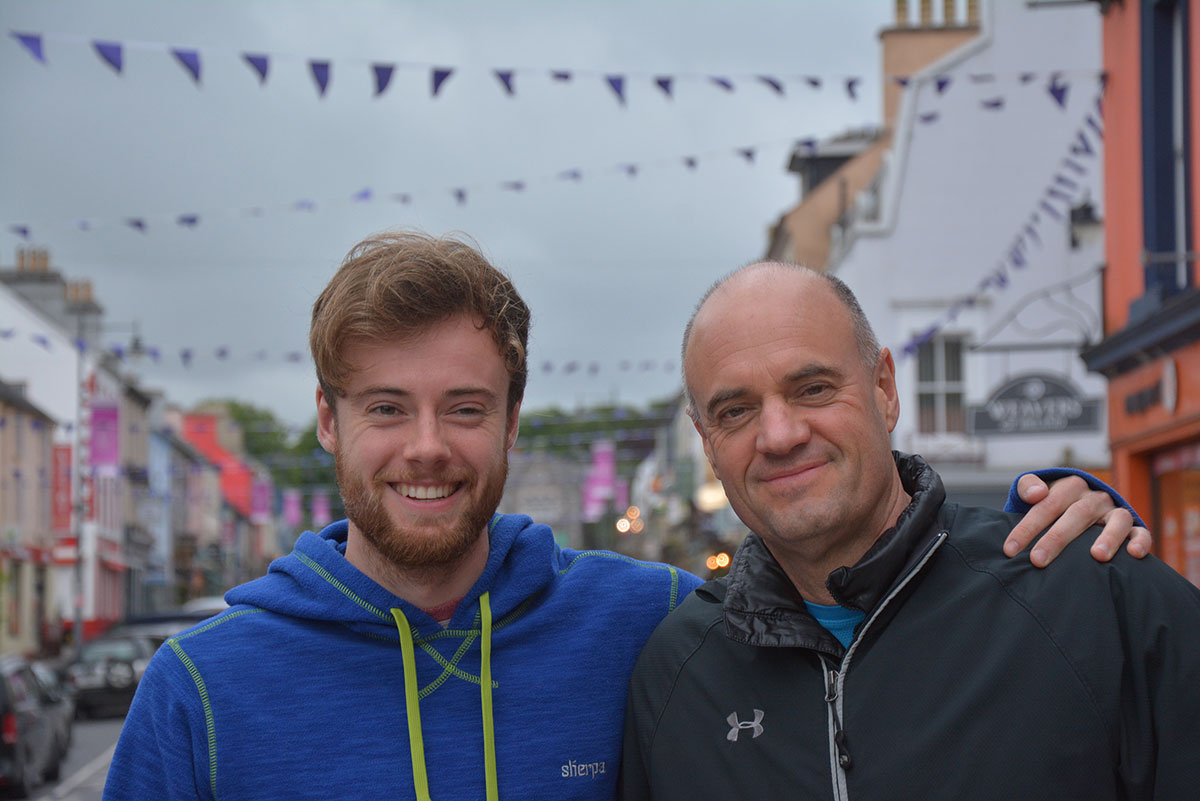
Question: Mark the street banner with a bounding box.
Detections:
[52,444,72,532]
[311,489,331,528]
[250,478,273,524]
[282,488,303,528]
[90,403,120,467]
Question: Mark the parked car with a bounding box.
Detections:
[0,655,72,797]
[29,663,72,771]
[65,632,165,718]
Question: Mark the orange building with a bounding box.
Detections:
[1082,0,1200,585]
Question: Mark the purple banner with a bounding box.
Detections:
[90,404,120,467]
[251,478,273,524]
[311,488,331,528]
[282,488,303,528]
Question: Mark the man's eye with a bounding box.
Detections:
[801,383,832,397]
[371,404,399,416]
[453,407,485,417]
[718,406,746,422]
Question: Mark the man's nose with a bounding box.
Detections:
[756,397,810,455]
[403,416,452,463]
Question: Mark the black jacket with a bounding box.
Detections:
[622,454,1200,801]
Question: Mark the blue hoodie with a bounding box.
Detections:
[103,515,702,801]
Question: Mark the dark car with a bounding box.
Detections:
[0,655,72,797]
[30,663,73,770]
[65,632,165,718]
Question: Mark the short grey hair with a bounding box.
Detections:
[681,262,881,413]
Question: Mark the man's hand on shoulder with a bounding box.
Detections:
[1003,473,1152,568]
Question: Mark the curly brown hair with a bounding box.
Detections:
[310,230,531,411]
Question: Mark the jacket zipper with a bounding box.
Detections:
[822,531,948,801]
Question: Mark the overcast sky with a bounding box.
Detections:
[1,0,893,428]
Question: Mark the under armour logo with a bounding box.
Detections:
[726,709,764,741]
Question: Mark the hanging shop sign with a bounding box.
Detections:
[969,373,1101,435]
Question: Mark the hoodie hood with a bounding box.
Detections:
[226,513,558,637]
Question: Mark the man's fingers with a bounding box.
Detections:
[1088,507,1134,562]
[1029,500,1100,567]
[1126,527,1152,559]
[1016,473,1050,505]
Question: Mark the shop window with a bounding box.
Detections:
[916,337,966,434]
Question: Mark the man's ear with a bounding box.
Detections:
[316,386,337,453]
[505,400,522,451]
[690,410,720,481]
[874,348,900,432]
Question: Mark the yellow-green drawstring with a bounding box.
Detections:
[391,593,498,801]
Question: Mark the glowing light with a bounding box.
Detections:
[626,505,641,520]
[705,555,720,571]
[630,518,645,534]
[715,552,730,568]
[615,517,631,533]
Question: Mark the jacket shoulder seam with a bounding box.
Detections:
[558,551,685,611]
[941,539,1113,742]
[167,639,219,799]
[294,550,391,622]
[641,613,725,759]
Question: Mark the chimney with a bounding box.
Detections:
[16,248,25,270]
[881,0,980,129]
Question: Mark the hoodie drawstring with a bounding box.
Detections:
[391,592,498,801]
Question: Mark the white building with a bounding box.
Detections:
[781,1,1110,503]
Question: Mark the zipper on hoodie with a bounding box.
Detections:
[821,530,948,801]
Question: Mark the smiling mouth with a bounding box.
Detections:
[391,483,460,500]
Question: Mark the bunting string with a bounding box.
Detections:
[5,65,1090,242]
[9,28,1100,108]
[896,93,1104,359]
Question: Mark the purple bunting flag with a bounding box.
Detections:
[935,76,952,94]
[285,352,303,362]
[180,348,193,366]
[215,346,229,360]
[606,75,626,105]
[1047,73,1069,109]
[110,344,125,360]
[563,361,578,374]
[253,350,268,361]
[126,218,146,233]
[619,360,631,371]
[621,164,638,178]
[177,214,199,227]
[93,41,122,74]
[1024,224,1041,246]
[655,76,673,98]
[550,71,572,82]
[171,48,201,84]
[1010,244,1027,269]
[683,156,698,170]
[1086,113,1103,139]
[1069,130,1094,157]
[372,63,394,96]
[557,169,582,182]
[432,68,454,96]
[12,32,45,63]
[31,334,51,351]
[798,138,817,153]
[453,188,467,205]
[351,188,372,202]
[73,219,91,231]
[919,111,940,124]
[9,225,30,240]
[392,193,412,204]
[146,347,161,362]
[587,362,600,376]
[805,76,822,89]
[892,76,910,87]
[757,75,784,96]
[981,97,1005,110]
[294,199,316,211]
[738,148,756,163]
[494,70,516,95]
[708,76,734,92]
[1061,158,1086,175]
[243,53,269,84]
[1020,72,1037,84]
[1053,174,1079,190]
[1038,200,1063,221]
[844,77,860,100]
[541,361,554,374]
[309,60,331,97]
[1045,187,1074,203]
[501,181,525,192]
[969,73,996,83]
[0,330,14,340]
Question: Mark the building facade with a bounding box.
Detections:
[1081,0,1199,585]
[774,0,1112,504]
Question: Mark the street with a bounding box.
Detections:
[30,717,124,801]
